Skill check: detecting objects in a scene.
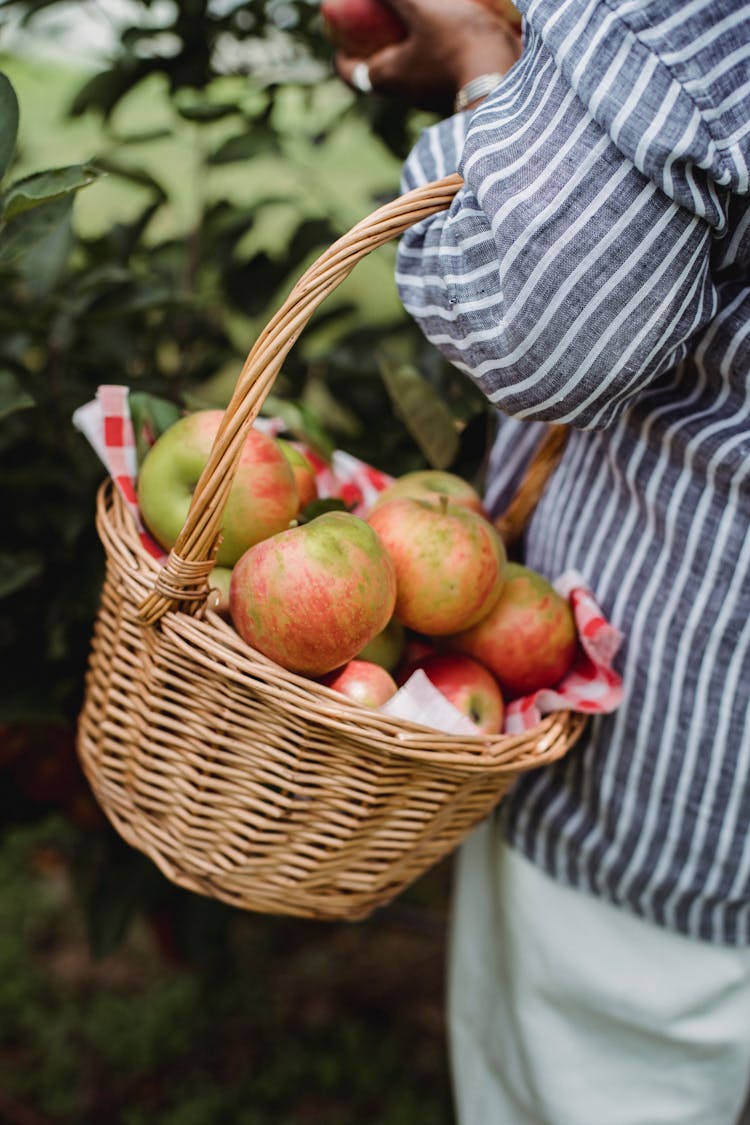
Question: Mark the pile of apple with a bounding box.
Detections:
[137,410,579,736]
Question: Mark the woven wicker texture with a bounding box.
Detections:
[77,176,586,921]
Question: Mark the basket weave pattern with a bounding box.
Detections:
[77,177,586,921]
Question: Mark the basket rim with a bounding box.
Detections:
[96,479,587,774]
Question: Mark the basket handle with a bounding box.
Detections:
[137,173,566,623]
[494,423,569,548]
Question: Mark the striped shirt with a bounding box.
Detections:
[395,0,750,944]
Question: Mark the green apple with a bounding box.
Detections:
[137,409,298,567]
[206,565,232,617]
[356,616,405,671]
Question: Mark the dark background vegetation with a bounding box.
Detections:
[0,1,497,1119]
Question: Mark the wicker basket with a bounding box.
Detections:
[77,175,586,922]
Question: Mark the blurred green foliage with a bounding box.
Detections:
[0,814,453,1123]
[0,5,491,1080]
[0,0,491,731]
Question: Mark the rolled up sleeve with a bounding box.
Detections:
[396,29,724,430]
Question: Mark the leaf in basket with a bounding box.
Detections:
[129,392,182,465]
[377,353,460,470]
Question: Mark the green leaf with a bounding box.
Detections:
[129,392,182,466]
[377,354,460,470]
[1,163,101,221]
[0,194,72,265]
[301,375,362,439]
[0,550,44,597]
[0,370,35,418]
[176,101,241,123]
[17,213,73,296]
[261,393,335,459]
[208,126,281,164]
[0,72,19,183]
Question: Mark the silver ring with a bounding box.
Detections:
[351,61,373,94]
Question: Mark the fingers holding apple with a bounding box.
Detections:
[330,0,522,114]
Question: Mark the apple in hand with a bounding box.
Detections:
[356,616,405,671]
[409,653,504,735]
[450,562,578,699]
[321,0,406,55]
[369,469,488,519]
[320,659,398,708]
[276,438,318,512]
[137,410,298,566]
[477,0,523,30]
[367,497,506,636]
[229,511,396,676]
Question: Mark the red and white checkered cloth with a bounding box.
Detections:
[74,385,624,736]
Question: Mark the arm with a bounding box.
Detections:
[395,29,722,430]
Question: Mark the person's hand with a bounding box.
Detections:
[333,0,523,115]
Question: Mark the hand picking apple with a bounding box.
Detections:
[450,562,578,699]
[367,495,506,635]
[137,409,299,566]
[321,0,407,57]
[229,510,397,676]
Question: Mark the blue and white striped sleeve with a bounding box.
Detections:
[395,26,728,430]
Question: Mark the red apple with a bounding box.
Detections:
[408,653,504,735]
[451,562,578,699]
[369,469,488,519]
[320,659,398,708]
[321,0,406,56]
[395,634,440,684]
[367,496,506,636]
[137,410,298,566]
[276,438,318,512]
[229,510,397,676]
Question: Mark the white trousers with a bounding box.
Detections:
[448,818,750,1125]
